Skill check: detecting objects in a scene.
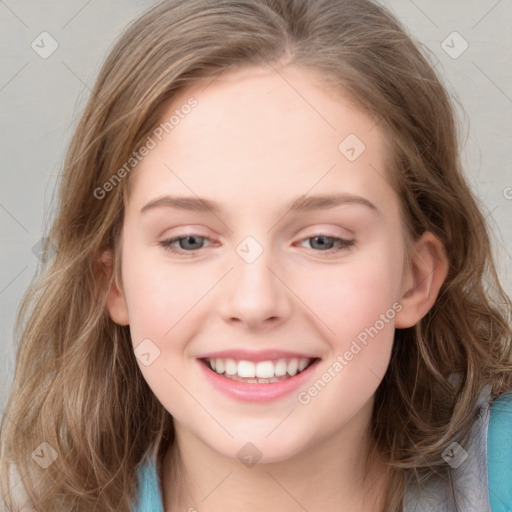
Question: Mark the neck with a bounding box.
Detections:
[161,401,390,512]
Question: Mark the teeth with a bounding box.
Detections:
[298,358,309,372]
[274,360,287,376]
[287,359,298,376]
[255,361,274,379]
[238,360,256,378]
[225,358,237,375]
[216,359,225,374]
[207,357,313,380]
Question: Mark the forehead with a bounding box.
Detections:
[126,65,397,218]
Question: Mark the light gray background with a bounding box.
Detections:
[1,0,511,416]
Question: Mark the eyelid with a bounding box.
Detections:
[159,233,216,255]
[294,234,354,254]
[159,231,354,257]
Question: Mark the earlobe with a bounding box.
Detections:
[394,231,449,329]
[99,250,130,326]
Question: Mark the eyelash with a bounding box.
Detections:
[159,234,354,257]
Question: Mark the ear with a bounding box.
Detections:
[98,249,130,326]
[394,231,449,329]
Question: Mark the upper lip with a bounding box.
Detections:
[197,349,320,362]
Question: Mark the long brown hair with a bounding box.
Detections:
[1,0,511,510]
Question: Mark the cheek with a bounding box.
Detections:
[121,253,214,407]
[294,246,403,342]
[122,246,215,341]
[292,252,401,411]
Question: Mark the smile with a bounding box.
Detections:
[202,357,317,383]
[197,355,321,402]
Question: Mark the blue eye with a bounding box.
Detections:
[159,234,354,257]
[298,236,354,254]
[159,235,211,255]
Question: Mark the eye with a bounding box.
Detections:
[297,235,354,255]
[159,234,354,257]
[159,234,213,256]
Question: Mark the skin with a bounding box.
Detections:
[103,64,448,511]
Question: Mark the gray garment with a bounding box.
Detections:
[403,385,493,512]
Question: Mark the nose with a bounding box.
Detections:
[217,245,292,331]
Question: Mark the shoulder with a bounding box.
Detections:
[403,385,510,512]
[487,390,512,512]
[132,457,165,512]
[2,457,165,512]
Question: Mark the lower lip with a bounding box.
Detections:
[197,359,321,403]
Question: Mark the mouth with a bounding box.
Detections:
[199,356,320,384]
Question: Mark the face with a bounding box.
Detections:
[106,65,432,464]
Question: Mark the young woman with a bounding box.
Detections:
[1,1,511,511]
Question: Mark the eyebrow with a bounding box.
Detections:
[139,193,378,215]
